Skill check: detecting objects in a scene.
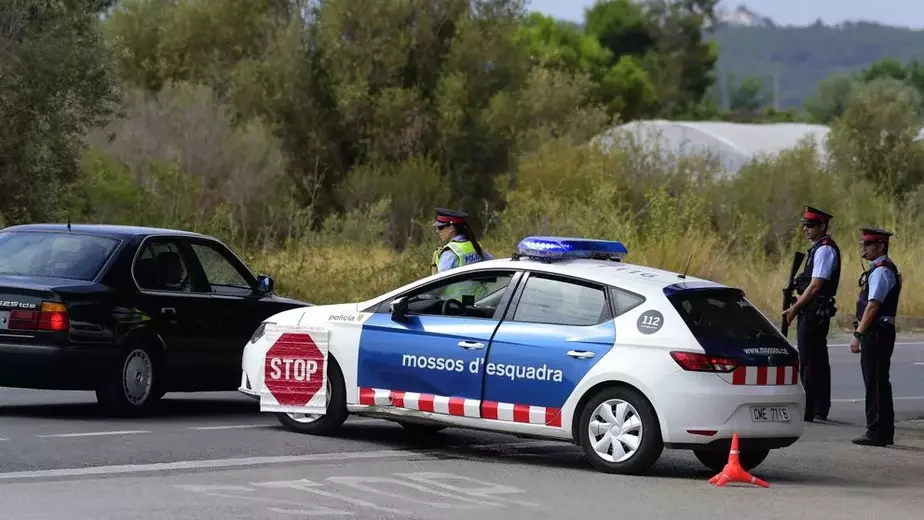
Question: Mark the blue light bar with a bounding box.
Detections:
[516,236,628,261]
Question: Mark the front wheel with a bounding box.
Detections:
[275,356,348,435]
[694,448,770,473]
[576,386,663,475]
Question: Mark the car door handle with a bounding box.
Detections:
[458,341,485,350]
[567,350,595,359]
[161,307,176,316]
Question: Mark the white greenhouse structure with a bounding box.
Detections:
[594,120,832,177]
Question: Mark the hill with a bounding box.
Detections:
[710,21,924,109]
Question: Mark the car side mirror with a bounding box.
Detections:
[257,275,274,295]
[390,297,409,321]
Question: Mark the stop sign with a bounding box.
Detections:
[263,331,326,408]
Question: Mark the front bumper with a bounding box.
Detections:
[238,370,259,399]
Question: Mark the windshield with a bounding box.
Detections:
[0,231,121,281]
[666,287,788,348]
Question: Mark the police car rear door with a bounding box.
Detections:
[481,272,617,427]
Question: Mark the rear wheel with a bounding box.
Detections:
[96,342,163,417]
[576,386,663,475]
[275,356,348,435]
[694,448,770,473]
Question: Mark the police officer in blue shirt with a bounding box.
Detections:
[430,208,493,275]
[782,206,840,422]
[850,228,901,446]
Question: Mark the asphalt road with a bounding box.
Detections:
[0,337,921,519]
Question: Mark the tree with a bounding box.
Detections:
[0,0,120,223]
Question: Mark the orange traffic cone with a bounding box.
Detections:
[708,433,769,488]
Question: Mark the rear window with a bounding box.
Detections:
[0,231,120,281]
[666,288,786,346]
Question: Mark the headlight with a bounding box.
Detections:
[249,321,273,344]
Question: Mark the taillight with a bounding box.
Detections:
[670,351,738,372]
[8,302,69,332]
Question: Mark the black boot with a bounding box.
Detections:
[851,431,890,446]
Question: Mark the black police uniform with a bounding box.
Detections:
[793,206,840,422]
[852,228,902,446]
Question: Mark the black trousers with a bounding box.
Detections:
[860,324,896,441]
[796,311,831,419]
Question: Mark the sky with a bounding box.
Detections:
[526,0,924,29]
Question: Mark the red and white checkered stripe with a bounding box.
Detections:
[728,365,799,385]
[358,387,562,427]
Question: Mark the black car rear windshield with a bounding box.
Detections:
[666,287,784,344]
[0,231,120,281]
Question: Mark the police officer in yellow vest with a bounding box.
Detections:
[430,208,493,274]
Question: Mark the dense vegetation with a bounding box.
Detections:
[2,0,924,332]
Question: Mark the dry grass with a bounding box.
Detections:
[248,234,924,334]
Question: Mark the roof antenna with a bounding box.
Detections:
[67,214,71,231]
[678,253,693,279]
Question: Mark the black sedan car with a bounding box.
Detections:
[0,224,309,415]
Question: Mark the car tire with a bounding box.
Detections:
[576,386,663,475]
[275,356,349,435]
[96,342,163,417]
[693,447,770,473]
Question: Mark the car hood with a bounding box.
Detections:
[266,302,362,326]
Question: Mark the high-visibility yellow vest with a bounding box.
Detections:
[432,239,488,300]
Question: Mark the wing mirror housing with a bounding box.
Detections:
[390,296,409,321]
[257,275,275,295]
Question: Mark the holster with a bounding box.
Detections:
[804,296,836,319]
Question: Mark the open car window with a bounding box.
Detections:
[399,270,518,319]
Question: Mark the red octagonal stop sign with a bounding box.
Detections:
[263,332,326,407]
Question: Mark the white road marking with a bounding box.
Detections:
[913,362,924,366]
[37,430,151,438]
[827,342,924,348]
[832,396,924,403]
[188,418,384,431]
[348,418,386,425]
[0,450,418,481]
[188,424,269,431]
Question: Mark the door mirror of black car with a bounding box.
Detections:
[257,275,274,295]
[390,296,408,321]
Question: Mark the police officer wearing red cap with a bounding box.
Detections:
[782,206,841,422]
[850,228,901,446]
[430,208,492,275]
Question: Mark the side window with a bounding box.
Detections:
[512,274,608,326]
[402,271,517,319]
[189,243,253,296]
[133,240,196,293]
[611,287,645,316]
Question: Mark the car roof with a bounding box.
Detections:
[454,255,732,296]
[0,223,212,241]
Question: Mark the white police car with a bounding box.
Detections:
[239,236,805,475]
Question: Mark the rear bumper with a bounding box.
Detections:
[657,371,806,449]
[0,341,118,390]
